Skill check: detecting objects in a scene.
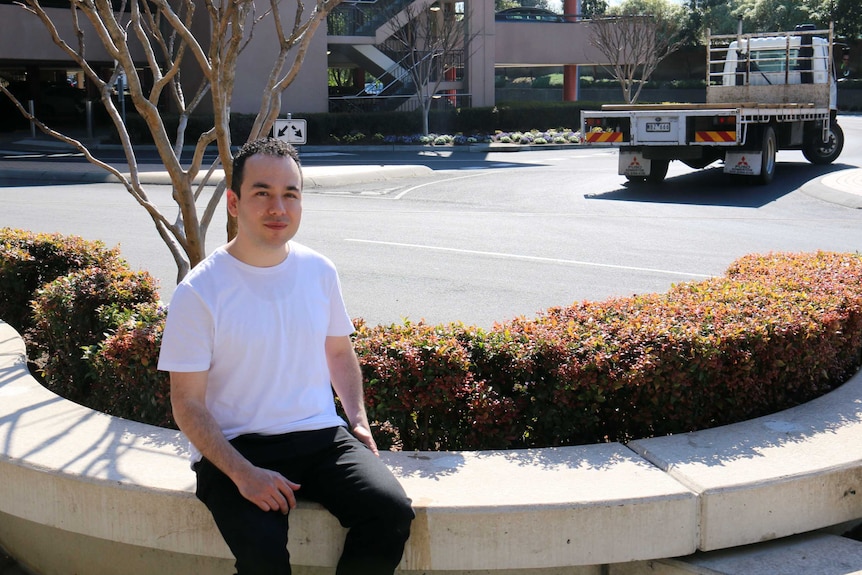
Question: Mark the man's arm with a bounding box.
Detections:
[170,371,301,512]
[325,335,379,455]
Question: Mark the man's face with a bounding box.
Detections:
[228,153,303,251]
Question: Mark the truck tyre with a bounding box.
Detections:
[647,159,669,184]
[802,121,844,165]
[757,126,777,185]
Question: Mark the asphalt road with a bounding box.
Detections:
[1,116,860,328]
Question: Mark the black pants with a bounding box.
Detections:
[194,426,414,575]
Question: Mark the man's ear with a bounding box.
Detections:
[226,189,239,217]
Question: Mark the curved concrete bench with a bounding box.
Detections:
[1,318,861,575]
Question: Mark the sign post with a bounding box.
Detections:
[273,117,307,145]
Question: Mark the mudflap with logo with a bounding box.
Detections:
[619,152,652,177]
[724,152,763,176]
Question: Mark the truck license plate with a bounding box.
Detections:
[646,122,671,132]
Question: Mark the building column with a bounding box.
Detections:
[465,0,495,107]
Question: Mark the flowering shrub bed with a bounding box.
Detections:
[332,128,582,146]
[2,228,860,452]
[491,129,581,145]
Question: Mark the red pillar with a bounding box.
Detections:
[563,0,580,101]
[353,68,365,92]
[445,67,457,106]
[564,66,578,101]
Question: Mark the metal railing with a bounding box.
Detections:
[328,0,416,36]
[707,26,834,88]
[329,92,471,114]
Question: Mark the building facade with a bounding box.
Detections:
[0,0,600,125]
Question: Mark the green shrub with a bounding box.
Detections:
[29,265,160,403]
[305,111,425,143]
[87,302,173,427]
[0,228,123,332]
[532,73,564,89]
[464,319,610,447]
[354,320,518,451]
[491,101,600,133]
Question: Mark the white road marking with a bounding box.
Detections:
[392,172,495,200]
[345,239,713,278]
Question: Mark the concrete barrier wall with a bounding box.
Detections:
[2,318,861,574]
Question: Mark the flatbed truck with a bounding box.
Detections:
[580,24,845,184]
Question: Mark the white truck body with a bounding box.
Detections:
[581,25,844,184]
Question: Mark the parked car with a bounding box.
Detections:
[494,7,566,22]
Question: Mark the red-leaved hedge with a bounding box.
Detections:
[0,228,124,332]
[29,265,160,404]
[87,302,173,427]
[1,226,860,451]
[356,251,862,449]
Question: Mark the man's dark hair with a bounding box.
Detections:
[231,137,302,196]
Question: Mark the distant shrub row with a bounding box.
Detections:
[112,101,601,146]
[2,227,861,450]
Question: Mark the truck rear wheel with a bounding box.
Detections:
[802,121,844,165]
[756,126,777,185]
[647,160,669,184]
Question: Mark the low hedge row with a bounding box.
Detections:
[358,250,862,449]
[113,101,601,146]
[2,227,860,450]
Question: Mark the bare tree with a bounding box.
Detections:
[589,14,683,103]
[0,0,341,282]
[383,0,472,135]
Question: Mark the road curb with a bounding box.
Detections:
[800,168,862,209]
[1,164,434,188]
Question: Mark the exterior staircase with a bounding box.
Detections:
[327,0,463,112]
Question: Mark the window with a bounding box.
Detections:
[751,49,799,73]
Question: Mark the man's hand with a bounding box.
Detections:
[352,424,380,456]
[326,336,380,457]
[234,465,301,514]
[172,371,300,514]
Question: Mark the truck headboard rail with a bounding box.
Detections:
[706,24,835,108]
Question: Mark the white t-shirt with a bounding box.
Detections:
[158,242,355,462]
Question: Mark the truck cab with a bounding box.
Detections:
[720,33,837,109]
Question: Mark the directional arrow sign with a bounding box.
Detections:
[273,118,307,145]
